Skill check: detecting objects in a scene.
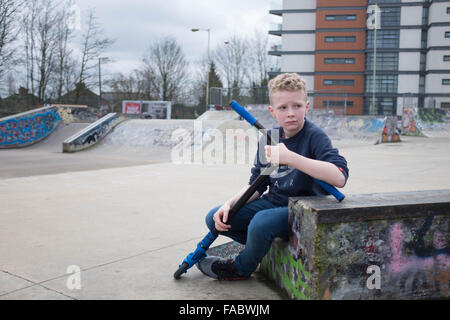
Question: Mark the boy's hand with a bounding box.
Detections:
[213,203,232,232]
[264,143,293,165]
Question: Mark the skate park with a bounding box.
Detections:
[0,104,449,300]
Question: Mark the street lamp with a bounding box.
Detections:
[191,28,211,111]
[367,4,381,115]
[98,57,110,112]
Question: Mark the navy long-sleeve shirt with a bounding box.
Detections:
[249,118,349,206]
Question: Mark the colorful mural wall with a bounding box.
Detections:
[402,107,424,136]
[260,191,450,300]
[0,105,99,149]
[0,108,62,148]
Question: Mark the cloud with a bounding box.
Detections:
[73,0,276,78]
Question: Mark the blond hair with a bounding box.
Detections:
[268,73,308,104]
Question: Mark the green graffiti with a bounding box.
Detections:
[265,243,311,300]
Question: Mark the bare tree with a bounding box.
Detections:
[77,8,114,92]
[136,66,156,101]
[21,0,38,95]
[21,0,60,102]
[35,0,60,102]
[107,71,149,100]
[7,72,17,95]
[142,35,189,102]
[248,29,270,87]
[214,34,249,90]
[0,0,23,86]
[54,0,76,100]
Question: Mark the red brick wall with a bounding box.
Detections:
[315,31,366,51]
[315,75,365,94]
[316,9,367,29]
[315,53,365,72]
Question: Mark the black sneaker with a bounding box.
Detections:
[197,256,249,280]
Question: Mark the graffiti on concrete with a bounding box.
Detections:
[263,241,311,300]
[402,107,424,136]
[418,108,446,123]
[261,210,449,300]
[380,116,401,143]
[63,113,123,152]
[261,210,313,300]
[389,219,449,298]
[0,109,61,147]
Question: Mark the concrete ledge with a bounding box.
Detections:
[260,190,450,300]
[63,113,125,153]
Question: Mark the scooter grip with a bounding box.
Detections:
[315,179,345,202]
[230,101,257,126]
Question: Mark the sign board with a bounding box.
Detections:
[122,100,172,119]
[124,102,141,114]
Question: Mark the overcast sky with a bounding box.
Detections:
[73,0,280,81]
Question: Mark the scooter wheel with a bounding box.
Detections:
[173,262,189,279]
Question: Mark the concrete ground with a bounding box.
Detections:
[1,135,449,299]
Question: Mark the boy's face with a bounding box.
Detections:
[268,90,310,138]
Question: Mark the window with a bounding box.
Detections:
[441,102,450,109]
[367,30,399,48]
[445,31,450,38]
[419,76,425,94]
[380,7,401,27]
[364,97,397,116]
[324,58,355,64]
[444,55,450,62]
[422,7,429,25]
[325,36,356,43]
[323,101,354,107]
[365,75,398,93]
[324,79,355,86]
[443,79,450,85]
[325,15,356,21]
[366,52,398,71]
[447,7,450,14]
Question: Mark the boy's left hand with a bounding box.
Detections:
[264,143,293,165]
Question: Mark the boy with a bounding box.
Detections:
[197,73,349,280]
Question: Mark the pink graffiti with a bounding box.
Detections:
[390,223,450,273]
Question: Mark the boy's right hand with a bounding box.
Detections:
[213,202,232,232]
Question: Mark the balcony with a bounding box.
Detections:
[272,44,282,50]
[269,23,283,36]
[268,44,282,56]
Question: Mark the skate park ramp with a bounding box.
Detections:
[246,106,386,145]
[402,107,450,138]
[196,110,240,121]
[26,122,92,152]
[310,113,387,145]
[85,119,254,163]
[416,119,450,138]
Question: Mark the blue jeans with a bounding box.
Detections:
[205,197,289,277]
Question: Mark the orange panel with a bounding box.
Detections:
[315,53,365,72]
[316,9,367,29]
[313,96,364,115]
[314,75,365,94]
[315,31,366,51]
